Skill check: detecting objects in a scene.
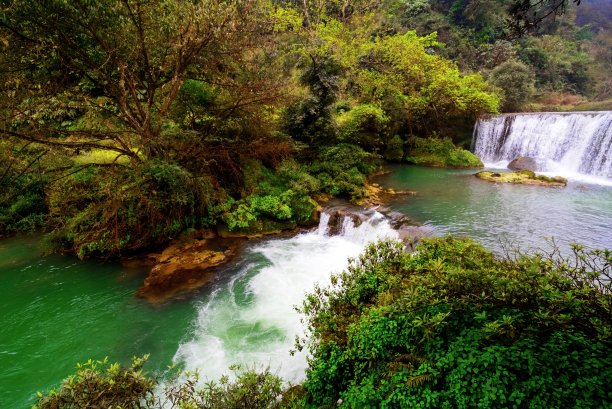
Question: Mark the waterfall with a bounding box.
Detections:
[472,112,612,179]
[174,209,399,383]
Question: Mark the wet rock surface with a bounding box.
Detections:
[135,234,246,304]
[475,170,567,187]
[508,156,542,171]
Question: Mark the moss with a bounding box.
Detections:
[475,170,567,187]
[406,137,483,168]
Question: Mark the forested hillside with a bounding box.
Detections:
[0,0,609,256]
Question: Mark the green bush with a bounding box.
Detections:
[222,160,319,231]
[46,160,221,257]
[299,237,612,408]
[34,356,156,408]
[337,104,389,152]
[489,60,536,112]
[406,137,483,168]
[310,144,381,200]
[35,357,284,409]
[384,135,404,162]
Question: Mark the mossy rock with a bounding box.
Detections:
[475,170,567,187]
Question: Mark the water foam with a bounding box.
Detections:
[174,210,399,383]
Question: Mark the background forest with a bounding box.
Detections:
[1,0,610,258]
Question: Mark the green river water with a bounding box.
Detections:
[1,165,612,408]
[0,238,198,408]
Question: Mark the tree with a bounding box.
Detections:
[0,0,295,256]
[508,0,582,35]
[489,60,536,111]
[0,0,281,163]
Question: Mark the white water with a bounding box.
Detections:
[473,112,612,182]
[174,210,399,383]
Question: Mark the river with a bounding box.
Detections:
[1,165,611,408]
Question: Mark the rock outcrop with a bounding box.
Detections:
[136,237,240,303]
[475,170,567,187]
[508,156,541,171]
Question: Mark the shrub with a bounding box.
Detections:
[309,144,381,200]
[299,237,612,408]
[337,104,389,152]
[35,357,285,409]
[34,356,156,408]
[489,60,536,112]
[406,137,483,168]
[46,160,221,257]
[384,135,404,162]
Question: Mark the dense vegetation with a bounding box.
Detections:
[298,237,612,408]
[0,0,499,257]
[35,237,612,407]
[2,0,609,257]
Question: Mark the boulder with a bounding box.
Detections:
[137,239,236,303]
[508,156,541,171]
[397,225,434,252]
[475,170,567,187]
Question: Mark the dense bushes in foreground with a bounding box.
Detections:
[37,237,612,408]
[299,237,612,408]
[34,356,285,409]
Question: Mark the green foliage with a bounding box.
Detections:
[299,237,612,408]
[46,160,221,257]
[406,137,483,168]
[35,357,284,409]
[337,104,389,152]
[489,60,536,112]
[283,57,342,147]
[34,356,155,408]
[222,160,320,231]
[194,365,284,409]
[384,135,405,162]
[311,25,500,136]
[0,141,50,235]
[518,35,595,96]
[310,144,381,200]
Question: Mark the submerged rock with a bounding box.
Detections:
[475,170,567,187]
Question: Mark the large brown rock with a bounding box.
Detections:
[137,239,235,303]
[508,156,541,171]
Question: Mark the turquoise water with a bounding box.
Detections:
[2,165,612,408]
[374,165,612,253]
[0,238,198,408]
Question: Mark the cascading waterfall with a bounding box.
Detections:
[472,112,612,179]
[174,209,399,383]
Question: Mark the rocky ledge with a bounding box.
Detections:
[132,233,244,304]
[475,170,567,187]
[356,182,416,207]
